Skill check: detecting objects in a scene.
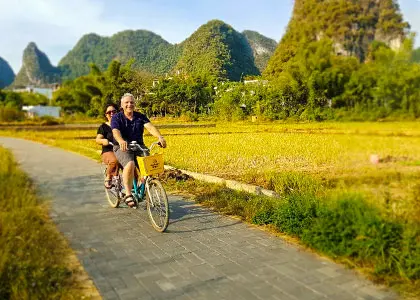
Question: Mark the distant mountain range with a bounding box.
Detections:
[265,0,410,76]
[243,30,277,72]
[59,30,182,80]
[6,4,416,89]
[12,42,61,87]
[0,57,15,88]
[174,20,260,81]
[5,20,278,87]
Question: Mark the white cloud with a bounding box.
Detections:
[0,0,127,72]
[1,0,122,34]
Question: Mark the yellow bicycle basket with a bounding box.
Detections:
[137,153,164,176]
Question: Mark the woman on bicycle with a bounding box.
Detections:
[96,103,119,189]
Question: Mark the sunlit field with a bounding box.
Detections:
[2,121,419,220]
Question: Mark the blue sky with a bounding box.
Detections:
[1,0,419,74]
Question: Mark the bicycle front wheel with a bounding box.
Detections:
[146,179,169,232]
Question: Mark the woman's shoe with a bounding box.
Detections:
[104,178,112,189]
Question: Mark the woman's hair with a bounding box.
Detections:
[103,103,119,120]
[104,103,118,113]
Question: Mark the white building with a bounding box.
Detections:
[244,79,269,85]
[22,105,61,118]
[13,84,59,100]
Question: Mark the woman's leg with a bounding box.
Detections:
[102,151,118,177]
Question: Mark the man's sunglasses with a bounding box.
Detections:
[105,110,117,115]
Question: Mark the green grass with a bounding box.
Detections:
[163,175,420,299]
[0,146,89,299]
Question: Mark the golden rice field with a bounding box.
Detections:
[1,121,420,221]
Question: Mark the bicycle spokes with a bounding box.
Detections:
[105,174,122,208]
[146,179,169,232]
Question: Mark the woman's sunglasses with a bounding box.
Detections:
[105,110,117,115]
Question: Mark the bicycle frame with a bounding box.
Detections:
[129,141,161,204]
[132,174,147,201]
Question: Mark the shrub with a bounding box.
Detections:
[303,196,402,256]
[0,107,24,122]
[266,171,323,196]
[301,194,420,280]
[272,194,320,235]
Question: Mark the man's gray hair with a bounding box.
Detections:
[121,93,134,104]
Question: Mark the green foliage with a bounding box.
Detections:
[269,192,420,281]
[57,33,420,121]
[265,0,408,76]
[217,1,419,122]
[57,24,276,81]
[52,60,154,115]
[20,92,49,106]
[413,47,420,63]
[301,195,420,280]
[0,107,24,122]
[0,57,15,88]
[0,90,46,116]
[4,92,23,108]
[175,20,260,81]
[340,40,420,118]
[266,171,323,196]
[0,147,73,299]
[213,82,245,120]
[59,31,182,79]
[261,1,412,120]
[10,12,416,121]
[273,194,320,236]
[144,74,216,117]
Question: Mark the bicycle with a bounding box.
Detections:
[102,141,170,232]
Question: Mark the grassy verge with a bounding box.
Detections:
[0,146,98,299]
[162,174,420,299]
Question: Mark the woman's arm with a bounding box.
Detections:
[96,134,109,146]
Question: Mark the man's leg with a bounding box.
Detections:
[114,148,136,207]
[122,161,135,196]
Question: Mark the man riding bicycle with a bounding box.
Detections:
[111,93,167,207]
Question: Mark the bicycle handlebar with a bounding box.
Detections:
[108,141,162,154]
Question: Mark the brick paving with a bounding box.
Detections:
[0,137,398,300]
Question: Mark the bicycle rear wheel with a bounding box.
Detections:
[105,170,122,208]
[146,179,169,232]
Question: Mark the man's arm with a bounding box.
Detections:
[144,123,167,148]
[112,128,128,151]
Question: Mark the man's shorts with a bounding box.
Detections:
[113,145,148,168]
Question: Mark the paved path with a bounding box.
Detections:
[0,137,397,300]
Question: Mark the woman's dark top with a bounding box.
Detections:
[97,123,114,154]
